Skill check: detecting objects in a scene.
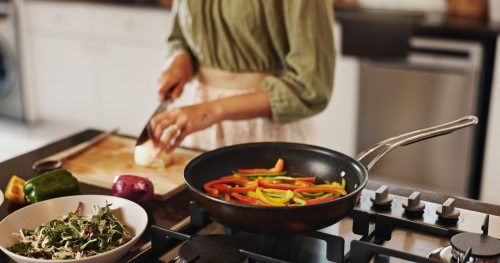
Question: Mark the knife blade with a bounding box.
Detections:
[135,99,171,147]
[134,89,176,166]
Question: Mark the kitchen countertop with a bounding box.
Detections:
[1,128,500,261]
[0,129,191,262]
[1,128,499,220]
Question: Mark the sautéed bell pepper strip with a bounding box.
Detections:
[268,176,316,183]
[203,177,249,197]
[254,188,286,206]
[306,195,338,205]
[294,187,347,198]
[237,158,285,174]
[260,188,294,204]
[229,180,258,193]
[237,171,287,177]
[293,197,307,206]
[258,178,312,190]
[230,192,266,206]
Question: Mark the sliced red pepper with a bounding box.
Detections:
[306,196,338,205]
[204,177,249,197]
[209,181,257,194]
[293,187,347,198]
[211,183,231,193]
[237,159,285,174]
[258,179,312,190]
[281,177,316,184]
[230,192,265,205]
[228,181,258,193]
[223,193,231,202]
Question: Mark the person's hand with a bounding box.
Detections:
[158,51,193,101]
[150,102,222,152]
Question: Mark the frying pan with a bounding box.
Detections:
[184,116,478,234]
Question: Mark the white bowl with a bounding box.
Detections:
[0,195,148,263]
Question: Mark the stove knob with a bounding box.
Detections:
[371,185,392,209]
[436,198,460,222]
[403,191,425,216]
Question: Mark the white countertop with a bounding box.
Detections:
[0,118,86,162]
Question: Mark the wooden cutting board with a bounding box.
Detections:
[62,135,202,200]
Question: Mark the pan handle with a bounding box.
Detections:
[356,116,478,171]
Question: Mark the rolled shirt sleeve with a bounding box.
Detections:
[165,0,198,72]
[260,0,336,124]
[166,0,189,55]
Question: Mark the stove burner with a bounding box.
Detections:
[178,234,247,263]
[431,233,500,263]
[451,232,500,260]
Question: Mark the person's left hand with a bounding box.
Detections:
[150,102,221,152]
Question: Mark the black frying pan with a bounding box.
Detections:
[184,116,477,234]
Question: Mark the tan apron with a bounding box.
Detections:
[183,66,317,151]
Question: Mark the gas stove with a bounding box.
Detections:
[127,183,500,263]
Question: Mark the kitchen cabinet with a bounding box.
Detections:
[23,0,172,135]
[28,36,98,125]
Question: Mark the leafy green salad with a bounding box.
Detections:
[8,202,133,260]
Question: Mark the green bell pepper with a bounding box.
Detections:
[24,169,80,204]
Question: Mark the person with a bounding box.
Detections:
[150,0,335,153]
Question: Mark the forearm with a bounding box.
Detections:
[211,90,271,122]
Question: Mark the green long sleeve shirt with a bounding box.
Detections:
[168,0,335,123]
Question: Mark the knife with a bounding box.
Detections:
[135,99,172,147]
[134,90,175,166]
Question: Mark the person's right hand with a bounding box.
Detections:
[158,50,193,101]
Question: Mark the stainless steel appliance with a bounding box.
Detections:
[0,1,24,120]
[125,182,500,263]
[356,37,482,197]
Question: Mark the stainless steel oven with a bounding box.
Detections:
[356,37,482,197]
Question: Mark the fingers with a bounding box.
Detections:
[157,73,176,101]
[157,71,187,101]
[165,129,188,153]
[150,112,175,144]
[160,114,188,152]
[150,109,189,152]
[171,80,186,100]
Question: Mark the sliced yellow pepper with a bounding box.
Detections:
[4,175,26,204]
[316,183,346,190]
[266,189,294,204]
[262,188,287,194]
[255,188,286,206]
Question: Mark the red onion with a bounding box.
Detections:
[112,175,154,206]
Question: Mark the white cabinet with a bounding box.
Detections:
[28,36,98,124]
[23,0,173,135]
